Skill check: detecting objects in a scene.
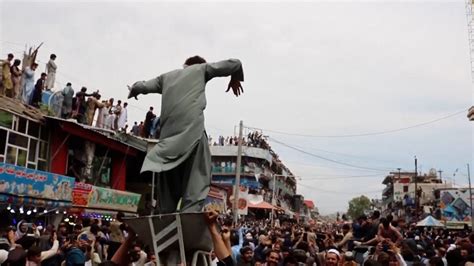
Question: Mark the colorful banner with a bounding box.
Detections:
[73,182,141,213]
[439,189,473,222]
[205,186,227,213]
[0,162,75,202]
[238,186,248,216]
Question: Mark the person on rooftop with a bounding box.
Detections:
[1,53,14,97]
[30,72,47,107]
[45,54,57,91]
[21,63,38,104]
[10,59,22,99]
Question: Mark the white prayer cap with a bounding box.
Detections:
[0,250,8,264]
[327,249,341,259]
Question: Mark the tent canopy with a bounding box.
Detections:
[416,215,444,227]
[248,201,279,210]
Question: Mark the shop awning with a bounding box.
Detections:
[248,201,280,210]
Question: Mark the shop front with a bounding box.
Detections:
[0,162,75,212]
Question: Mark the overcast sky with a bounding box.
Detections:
[1,0,473,214]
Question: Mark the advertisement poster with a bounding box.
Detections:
[238,186,248,216]
[73,182,141,213]
[205,186,227,213]
[0,162,75,202]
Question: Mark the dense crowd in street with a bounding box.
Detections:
[1,208,473,266]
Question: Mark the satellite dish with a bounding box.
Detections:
[429,168,437,176]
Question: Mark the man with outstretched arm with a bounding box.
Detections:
[128,56,244,214]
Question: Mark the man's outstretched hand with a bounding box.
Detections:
[226,78,243,97]
[127,85,138,100]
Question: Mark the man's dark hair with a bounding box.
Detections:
[7,53,14,59]
[184,56,206,66]
[428,256,444,266]
[13,59,21,66]
[50,54,56,59]
[117,100,122,104]
[26,245,42,259]
[41,72,47,77]
[342,224,351,230]
[66,82,72,86]
[149,107,154,111]
[372,211,380,219]
[240,246,252,255]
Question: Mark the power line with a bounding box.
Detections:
[284,160,389,173]
[246,109,467,138]
[269,137,393,172]
[302,173,381,180]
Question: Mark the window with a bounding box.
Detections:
[6,146,17,164]
[403,186,408,193]
[17,149,27,167]
[39,141,48,159]
[28,139,37,162]
[28,122,40,138]
[38,160,48,171]
[18,117,27,134]
[40,126,48,141]
[0,113,50,171]
[0,110,13,129]
[0,129,6,155]
[8,133,28,148]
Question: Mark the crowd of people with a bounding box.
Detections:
[0,51,163,138]
[210,132,270,150]
[1,208,473,266]
[0,211,157,266]
[0,53,56,107]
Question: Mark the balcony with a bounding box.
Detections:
[210,145,272,164]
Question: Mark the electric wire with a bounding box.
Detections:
[269,137,393,172]
[246,109,467,138]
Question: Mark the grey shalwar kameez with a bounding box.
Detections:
[130,59,244,214]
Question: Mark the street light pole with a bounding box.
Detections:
[467,163,473,231]
[271,173,276,226]
[414,156,418,219]
[233,120,244,224]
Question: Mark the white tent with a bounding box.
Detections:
[416,215,445,227]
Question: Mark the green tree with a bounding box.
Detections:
[347,195,372,219]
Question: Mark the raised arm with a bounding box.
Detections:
[205,59,244,82]
[128,75,163,99]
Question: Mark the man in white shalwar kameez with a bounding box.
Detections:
[45,54,57,91]
[117,102,128,130]
[128,56,244,214]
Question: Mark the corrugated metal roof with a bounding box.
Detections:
[45,116,148,152]
[0,95,46,123]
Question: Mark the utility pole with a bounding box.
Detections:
[414,156,418,220]
[438,170,443,183]
[270,173,276,226]
[233,120,244,224]
[467,164,473,231]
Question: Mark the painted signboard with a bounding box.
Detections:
[0,162,75,202]
[73,182,141,213]
[439,188,473,222]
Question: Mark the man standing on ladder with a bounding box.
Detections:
[128,56,244,213]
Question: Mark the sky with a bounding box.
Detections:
[1,0,473,214]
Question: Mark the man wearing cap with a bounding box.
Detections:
[325,249,341,266]
[128,56,244,214]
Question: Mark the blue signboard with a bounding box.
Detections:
[211,175,262,189]
[0,162,75,202]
